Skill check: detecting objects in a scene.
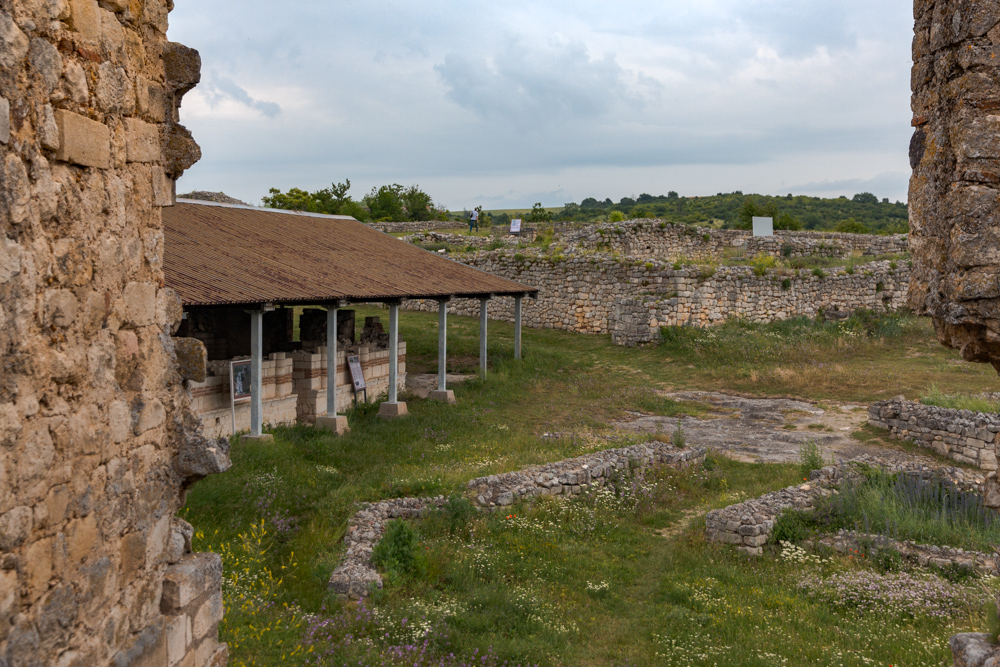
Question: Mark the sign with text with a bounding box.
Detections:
[231,360,252,402]
[510,218,522,234]
[347,355,366,391]
[752,216,774,237]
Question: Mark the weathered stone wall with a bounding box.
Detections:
[404,251,908,343]
[557,221,909,262]
[612,261,909,346]
[0,1,227,665]
[908,1,1000,371]
[868,398,1000,470]
[369,220,456,234]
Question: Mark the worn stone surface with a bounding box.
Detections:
[813,530,998,576]
[909,0,1000,373]
[0,1,223,665]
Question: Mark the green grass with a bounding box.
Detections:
[921,385,1000,414]
[183,307,1000,665]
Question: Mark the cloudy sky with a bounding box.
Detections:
[170,0,915,211]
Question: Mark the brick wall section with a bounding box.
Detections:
[868,398,1000,470]
[0,1,227,665]
[404,252,908,344]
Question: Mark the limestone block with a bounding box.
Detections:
[125,118,160,163]
[53,109,110,168]
[123,281,156,325]
[162,41,201,94]
[192,591,223,640]
[99,0,129,12]
[152,166,174,206]
[68,0,100,41]
[173,338,207,382]
[161,553,222,614]
[95,61,134,114]
[29,38,62,94]
[0,96,8,145]
[165,614,190,667]
[0,11,29,70]
[161,122,201,177]
[0,506,32,550]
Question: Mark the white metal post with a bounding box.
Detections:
[250,309,263,436]
[479,298,488,376]
[514,295,523,360]
[388,302,399,403]
[438,299,448,391]
[326,307,338,416]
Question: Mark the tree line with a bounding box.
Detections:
[262,180,446,223]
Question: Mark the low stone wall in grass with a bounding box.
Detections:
[467,442,706,508]
[867,399,1000,470]
[370,221,457,233]
[328,443,706,599]
[812,530,997,576]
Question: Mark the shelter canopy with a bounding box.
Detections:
[162,200,537,307]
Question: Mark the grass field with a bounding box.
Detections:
[183,308,1000,665]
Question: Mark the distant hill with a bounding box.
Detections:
[488,191,909,235]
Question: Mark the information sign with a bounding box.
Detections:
[347,355,366,391]
[510,218,522,234]
[231,360,252,401]
[752,216,774,237]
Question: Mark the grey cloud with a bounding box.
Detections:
[435,39,659,125]
[201,75,281,118]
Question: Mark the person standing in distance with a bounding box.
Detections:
[469,207,479,233]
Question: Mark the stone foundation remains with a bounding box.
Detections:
[811,530,997,576]
[0,0,228,665]
[328,442,705,598]
[405,252,908,344]
[868,398,1000,470]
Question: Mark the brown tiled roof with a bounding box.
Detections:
[162,200,537,307]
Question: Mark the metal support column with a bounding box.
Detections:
[438,300,448,391]
[388,302,399,403]
[326,307,338,416]
[479,298,489,376]
[514,295,523,360]
[250,309,263,436]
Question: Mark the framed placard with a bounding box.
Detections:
[347,355,366,391]
[510,218,522,234]
[752,216,774,237]
[230,360,252,434]
[231,360,252,401]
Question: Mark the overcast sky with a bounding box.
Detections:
[170,0,914,211]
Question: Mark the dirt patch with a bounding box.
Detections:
[615,391,936,466]
[407,373,475,398]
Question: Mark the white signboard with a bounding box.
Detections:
[752,216,774,237]
[510,218,522,234]
[347,355,366,391]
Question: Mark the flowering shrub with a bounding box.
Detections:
[797,570,993,619]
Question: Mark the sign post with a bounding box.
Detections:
[347,354,367,406]
[230,360,252,434]
[510,218,522,236]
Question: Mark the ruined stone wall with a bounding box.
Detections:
[0,1,228,665]
[403,251,908,342]
[557,221,909,262]
[908,1,1000,371]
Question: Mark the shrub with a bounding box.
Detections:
[799,440,824,479]
[702,233,711,243]
[781,244,794,258]
[644,262,654,271]
[770,510,811,544]
[442,494,477,536]
[812,268,826,279]
[371,520,423,579]
[513,253,525,263]
[658,222,667,230]
[781,278,791,291]
[875,281,884,292]
[608,210,625,223]
[672,418,685,448]
[751,255,777,276]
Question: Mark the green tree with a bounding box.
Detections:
[836,218,870,234]
[363,184,405,221]
[775,212,803,231]
[527,202,553,223]
[852,192,879,204]
[262,179,370,220]
[400,185,434,221]
[737,196,780,229]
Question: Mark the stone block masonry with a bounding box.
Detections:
[0,1,228,665]
[868,398,1000,470]
[404,251,908,345]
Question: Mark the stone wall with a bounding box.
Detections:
[290,345,406,424]
[612,261,909,346]
[404,251,908,343]
[0,2,227,665]
[557,220,909,262]
[868,398,1000,470]
[908,0,1000,372]
[189,354,297,439]
[369,220,456,234]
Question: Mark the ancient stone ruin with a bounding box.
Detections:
[0,1,228,665]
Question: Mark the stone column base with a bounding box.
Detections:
[239,434,274,444]
[379,402,408,419]
[316,415,350,435]
[428,389,456,404]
